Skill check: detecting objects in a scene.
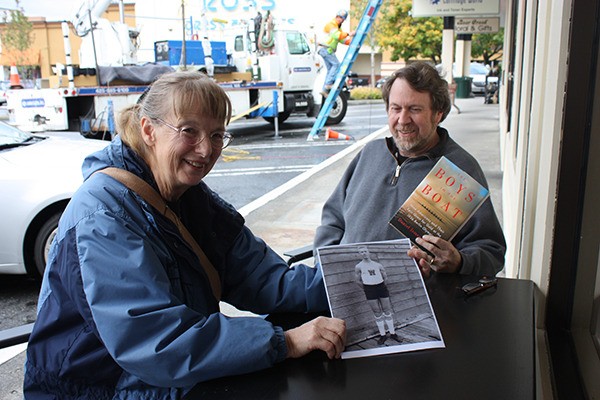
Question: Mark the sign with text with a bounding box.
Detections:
[412,0,500,17]
[21,98,45,108]
[455,17,500,33]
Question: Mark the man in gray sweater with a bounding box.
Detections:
[314,62,506,277]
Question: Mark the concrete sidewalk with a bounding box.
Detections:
[243,96,502,259]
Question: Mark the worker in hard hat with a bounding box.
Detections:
[318,9,355,96]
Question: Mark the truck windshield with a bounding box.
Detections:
[286,32,310,55]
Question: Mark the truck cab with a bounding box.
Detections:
[227,23,348,125]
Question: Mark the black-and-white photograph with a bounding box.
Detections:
[317,239,444,359]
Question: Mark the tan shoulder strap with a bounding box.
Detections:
[96,167,222,300]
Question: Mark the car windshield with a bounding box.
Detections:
[0,121,33,147]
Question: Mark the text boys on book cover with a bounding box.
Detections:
[390,156,489,243]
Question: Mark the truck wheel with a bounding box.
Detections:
[263,111,290,125]
[325,93,348,125]
[31,211,61,279]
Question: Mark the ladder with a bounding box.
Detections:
[307,0,383,141]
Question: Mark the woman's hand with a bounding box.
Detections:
[284,316,346,359]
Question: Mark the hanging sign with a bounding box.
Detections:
[455,17,500,33]
[412,0,500,17]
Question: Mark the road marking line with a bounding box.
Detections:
[0,343,27,366]
[238,126,388,217]
[210,165,314,174]
[209,168,311,177]
[232,141,353,150]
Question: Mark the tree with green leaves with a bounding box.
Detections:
[377,0,443,64]
[471,28,504,66]
[1,0,35,76]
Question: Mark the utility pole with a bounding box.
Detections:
[180,0,187,70]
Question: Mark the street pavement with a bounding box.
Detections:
[0,96,500,398]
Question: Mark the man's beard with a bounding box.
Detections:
[392,127,428,154]
[393,134,421,153]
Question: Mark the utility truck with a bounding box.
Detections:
[5,0,348,136]
[5,0,283,136]
[215,13,349,125]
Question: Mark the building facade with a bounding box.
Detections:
[0,3,135,83]
[499,0,599,397]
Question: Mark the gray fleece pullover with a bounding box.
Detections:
[314,127,506,276]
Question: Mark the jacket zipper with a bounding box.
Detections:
[386,137,409,186]
[390,155,411,186]
[391,164,401,186]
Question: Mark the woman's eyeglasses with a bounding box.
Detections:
[154,118,233,149]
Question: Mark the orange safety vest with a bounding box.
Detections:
[321,18,351,54]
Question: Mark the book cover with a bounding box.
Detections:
[389,156,489,245]
[317,239,444,359]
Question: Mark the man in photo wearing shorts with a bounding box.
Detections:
[355,247,399,345]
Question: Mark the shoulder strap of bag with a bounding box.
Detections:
[96,167,222,300]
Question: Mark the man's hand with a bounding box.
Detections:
[407,235,462,277]
[284,316,346,360]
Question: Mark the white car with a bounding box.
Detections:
[0,121,109,279]
[466,62,499,94]
[436,62,500,95]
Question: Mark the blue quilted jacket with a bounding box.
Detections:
[23,137,328,399]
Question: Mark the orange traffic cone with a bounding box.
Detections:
[325,127,353,141]
[9,64,23,89]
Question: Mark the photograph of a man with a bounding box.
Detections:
[355,246,399,345]
[317,239,444,359]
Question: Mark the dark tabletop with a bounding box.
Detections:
[185,274,536,400]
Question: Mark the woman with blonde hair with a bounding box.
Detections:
[24,71,345,399]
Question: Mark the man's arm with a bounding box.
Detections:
[313,155,360,250]
[378,262,388,281]
[418,149,507,276]
[448,157,506,275]
[451,207,506,276]
[355,264,363,287]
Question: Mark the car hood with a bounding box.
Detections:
[0,135,109,180]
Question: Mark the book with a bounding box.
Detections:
[389,156,489,247]
[316,239,444,359]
